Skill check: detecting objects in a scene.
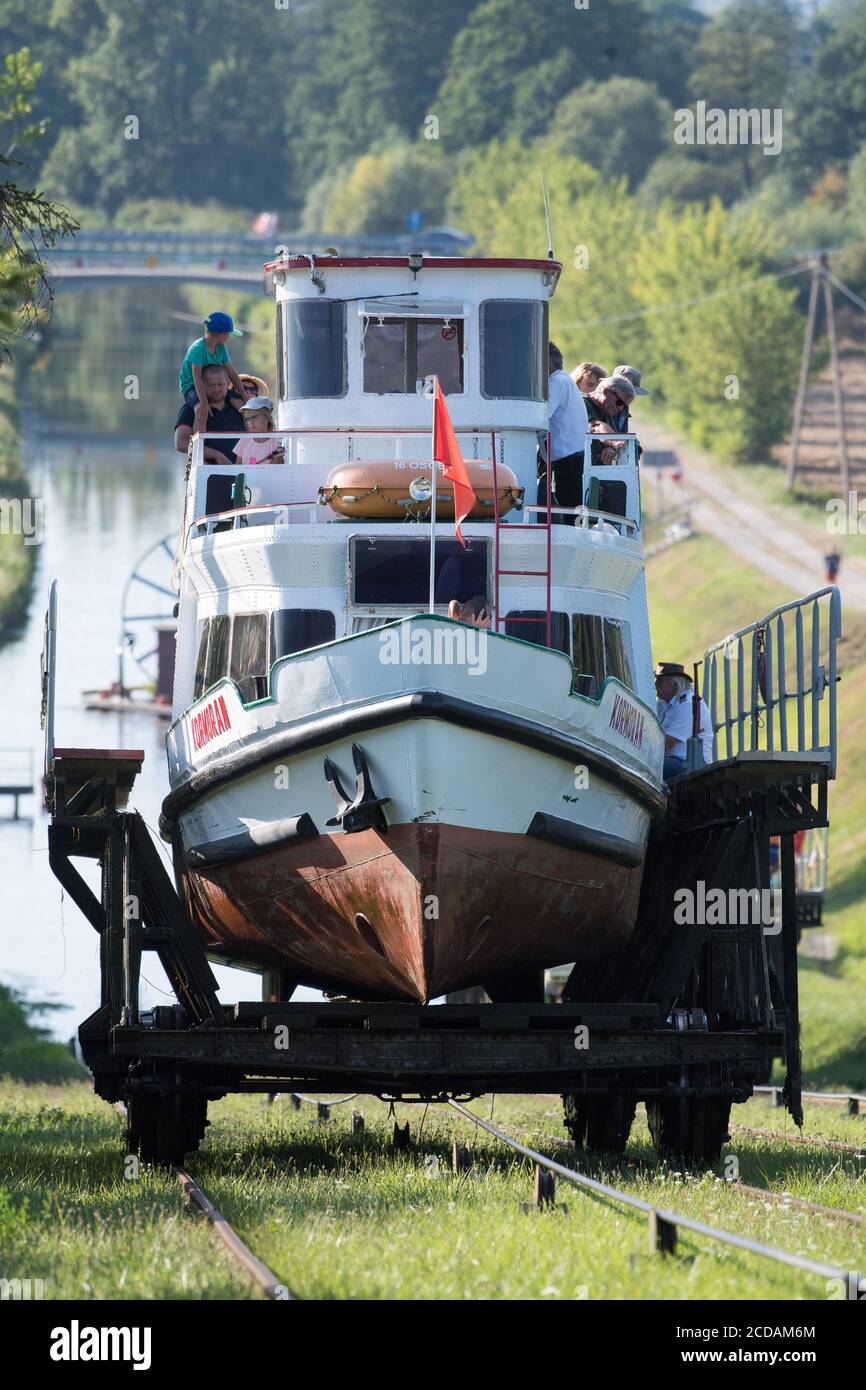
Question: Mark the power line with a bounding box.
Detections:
[573,262,812,329]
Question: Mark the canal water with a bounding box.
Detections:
[0,284,291,1039]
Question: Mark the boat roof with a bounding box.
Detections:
[263,253,562,292]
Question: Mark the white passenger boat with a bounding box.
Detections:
[161,252,665,1002]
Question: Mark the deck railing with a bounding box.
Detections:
[701,586,841,777]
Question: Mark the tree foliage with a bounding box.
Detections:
[549,78,673,190]
[0,47,77,360]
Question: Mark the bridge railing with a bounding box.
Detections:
[701,586,841,777]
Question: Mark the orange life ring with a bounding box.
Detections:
[318,459,523,520]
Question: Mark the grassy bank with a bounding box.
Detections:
[647,534,866,1087]
[2,1085,863,1300]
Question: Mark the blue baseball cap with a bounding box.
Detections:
[204,311,243,336]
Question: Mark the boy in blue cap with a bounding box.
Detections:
[179,312,247,422]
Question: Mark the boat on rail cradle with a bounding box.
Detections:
[159,252,665,1004]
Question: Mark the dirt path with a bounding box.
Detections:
[640,417,866,613]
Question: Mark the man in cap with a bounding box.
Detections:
[542,340,590,524]
[654,661,713,780]
[610,365,647,457]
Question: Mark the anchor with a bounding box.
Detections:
[324,742,390,834]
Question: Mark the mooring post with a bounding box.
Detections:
[351,1110,364,1135]
[534,1166,556,1209]
[317,1101,330,1123]
[649,1209,678,1256]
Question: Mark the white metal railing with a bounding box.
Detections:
[702,587,841,777]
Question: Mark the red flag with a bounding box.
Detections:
[433,377,476,547]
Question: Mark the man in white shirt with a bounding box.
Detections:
[540,341,589,525]
[654,661,714,780]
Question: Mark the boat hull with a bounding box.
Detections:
[177,820,642,1002]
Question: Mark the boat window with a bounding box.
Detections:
[271,609,336,659]
[203,614,231,692]
[362,316,464,395]
[571,614,634,697]
[281,300,346,399]
[352,537,488,606]
[480,300,547,401]
[230,613,269,701]
[193,619,209,700]
[603,618,633,689]
[504,611,569,654]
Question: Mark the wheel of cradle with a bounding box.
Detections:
[126,1087,209,1166]
[562,1094,637,1153]
[646,1096,732,1165]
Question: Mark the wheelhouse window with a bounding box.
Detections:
[361,300,464,395]
[571,615,634,698]
[351,537,488,606]
[504,611,569,654]
[480,300,547,401]
[229,614,269,702]
[279,300,346,399]
[192,609,336,702]
[271,609,335,658]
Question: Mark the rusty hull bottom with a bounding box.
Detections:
[179,822,643,1003]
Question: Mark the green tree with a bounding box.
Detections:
[549,78,673,190]
[685,0,799,195]
[312,0,469,169]
[792,0,866,189]
[435,0,653,150]
[0,47,77,359]
[632,200,801,458]
[39,0,302,215]
[302,139,449,236]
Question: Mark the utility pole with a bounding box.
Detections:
[786,254,850,494]
[786,259,820,490]
[821,258,851,496]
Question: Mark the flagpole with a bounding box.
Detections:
[429,378,438,614]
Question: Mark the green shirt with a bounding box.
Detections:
[179,337,231,397]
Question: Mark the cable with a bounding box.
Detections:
[821,266,866,313]
[573,261,811,329]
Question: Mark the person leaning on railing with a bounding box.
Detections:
[174,363,245,464]
[540,340,590,525]
[583,375,635,465]
[654,661,713,781]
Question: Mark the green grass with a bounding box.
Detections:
[2,1084,864,1301]
[647,534,866,1086]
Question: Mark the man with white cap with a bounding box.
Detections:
[654,661,713,780]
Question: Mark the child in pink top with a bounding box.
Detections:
[234,396,284,465]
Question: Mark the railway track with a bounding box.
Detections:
[171,1097,864,1301]
[448,1101,865,1297]
[530,1127,866,1228]
[175,1167,294,1301]
[730,1124,866,1156]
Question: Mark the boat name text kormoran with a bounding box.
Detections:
[190,693,232,750]
[608,693,645,750]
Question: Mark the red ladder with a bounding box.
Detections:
[491,429,553,647]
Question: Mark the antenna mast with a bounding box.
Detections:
[541,177,554,260]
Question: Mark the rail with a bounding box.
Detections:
[175,1168,293,1300]
[448,1101,863,1295]
[702,586,841,776]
